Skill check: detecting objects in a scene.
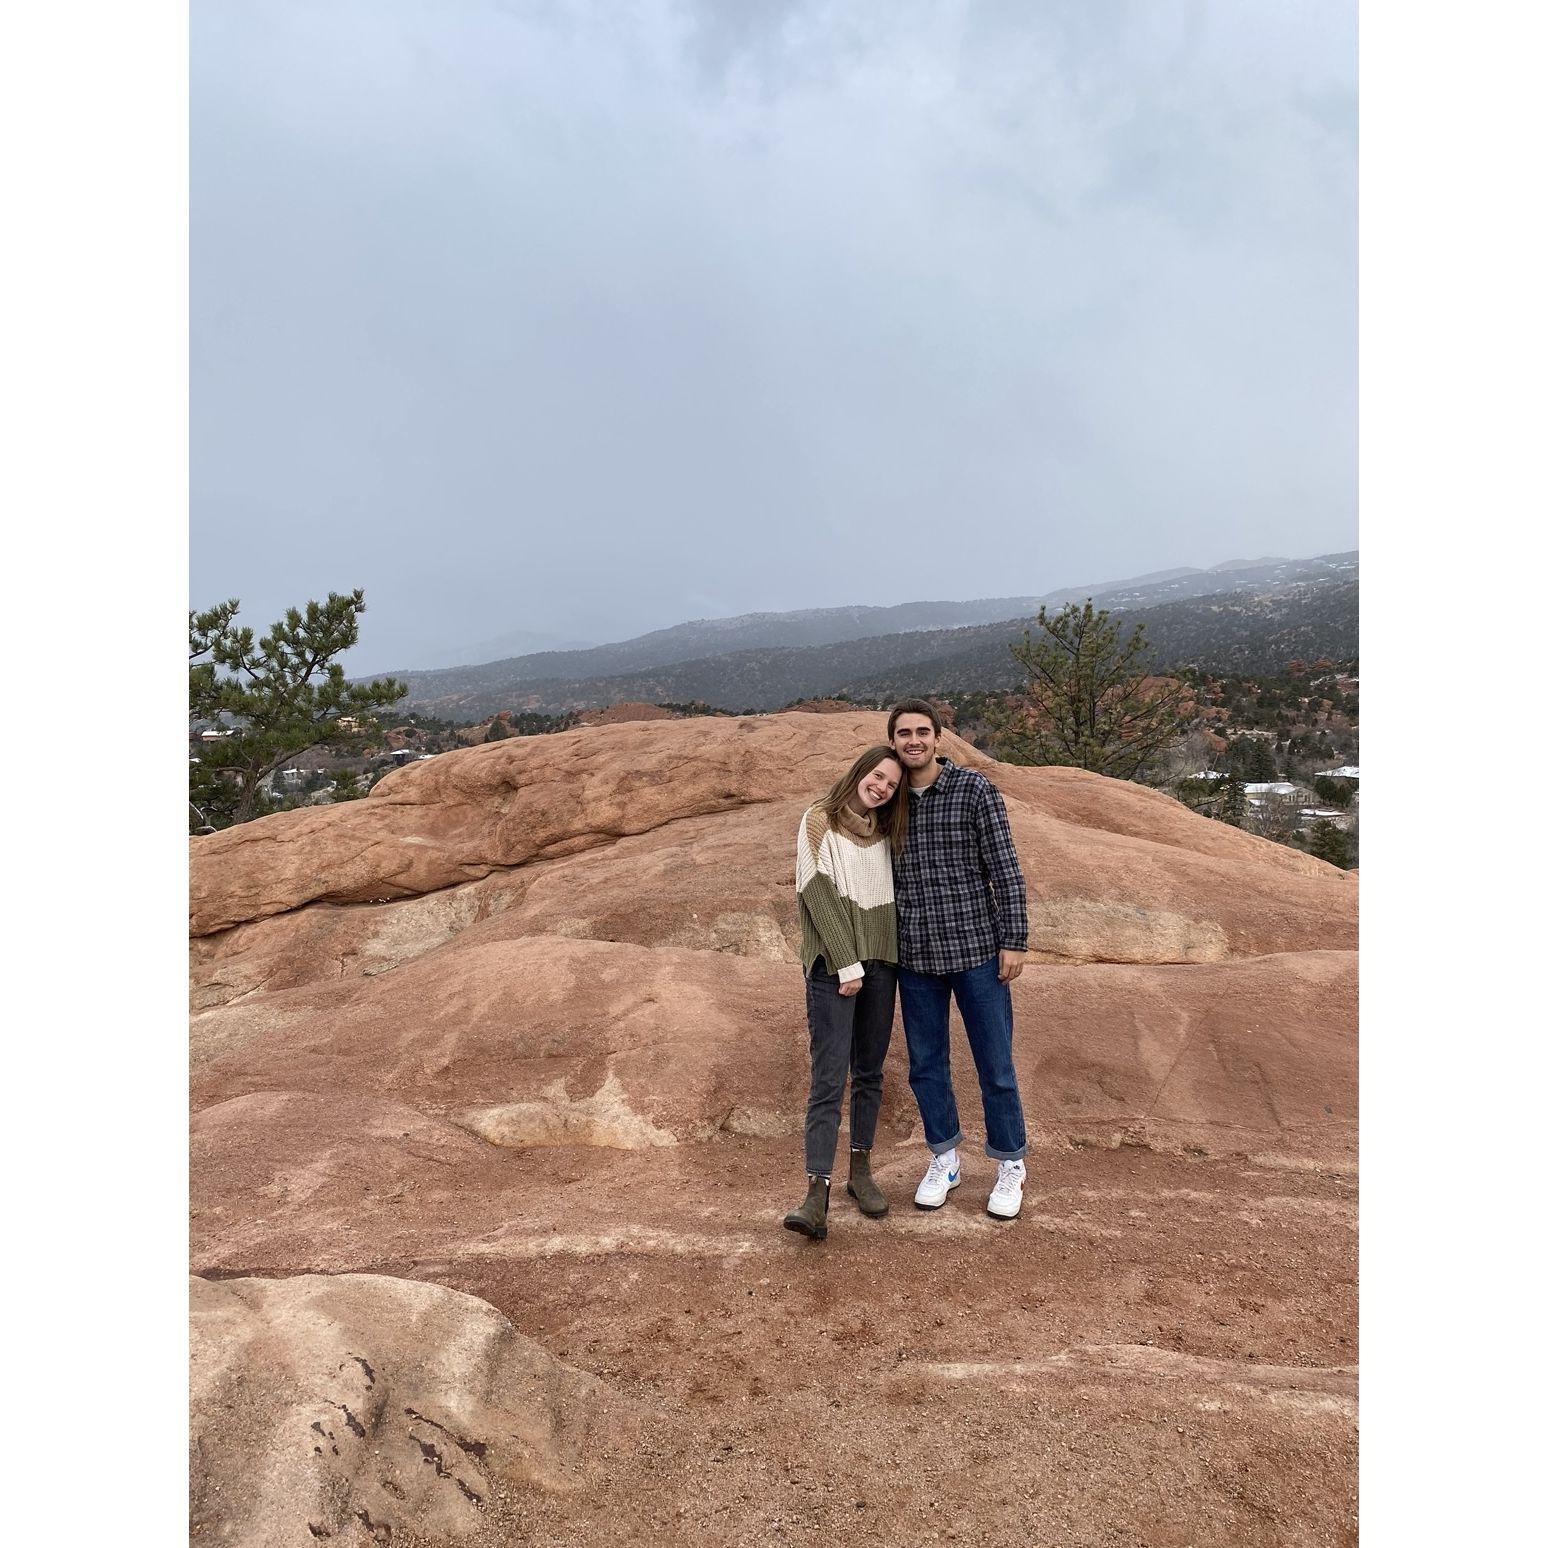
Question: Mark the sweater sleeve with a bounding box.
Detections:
[973,780,1029,953]
[795,809,864,980]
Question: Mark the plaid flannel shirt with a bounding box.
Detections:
[892,758,1028,974]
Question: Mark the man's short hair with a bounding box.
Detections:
[887,698,943,739]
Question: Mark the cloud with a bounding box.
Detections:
[191,0,1356,671]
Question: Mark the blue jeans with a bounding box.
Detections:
[899,956,1027,1161]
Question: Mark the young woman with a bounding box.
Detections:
[783,745,908,1242]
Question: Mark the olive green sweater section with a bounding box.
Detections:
[795,803,898,981]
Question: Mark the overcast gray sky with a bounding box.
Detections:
[191,0,1356,674]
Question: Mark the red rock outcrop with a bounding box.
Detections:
[782,697,868,713]
[575,700,683,725]
[190,1272,634,1545]
[190,788,1353,1015]
[190,711,1357,1546]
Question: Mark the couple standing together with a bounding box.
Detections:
[784,698,1029,1242]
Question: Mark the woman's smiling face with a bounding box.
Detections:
[856,757,903,809]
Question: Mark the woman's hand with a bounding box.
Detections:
[838,976,863,997]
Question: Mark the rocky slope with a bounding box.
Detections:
[190,712,1358,1546]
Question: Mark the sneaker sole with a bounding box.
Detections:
[846,1184,889,1219]
[913,1179,961,1211]
[985,1199,1022,1220]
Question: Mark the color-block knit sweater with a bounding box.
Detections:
[795,802,898,982]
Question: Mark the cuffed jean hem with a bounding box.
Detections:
[927,1130,966,1156]
[899,956,1027,1161]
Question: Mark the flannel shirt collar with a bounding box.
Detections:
[909,756,957,798]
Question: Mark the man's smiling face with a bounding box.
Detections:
[890,714,938,771]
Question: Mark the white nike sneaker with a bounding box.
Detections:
[986,1159,1026,1220]
[914,1150,961,1210]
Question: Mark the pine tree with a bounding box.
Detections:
[991,600,1184,779]
[1246,739,1279,782]
[1302,819,1354,869]
[189,591,407,828]
[330,769,369,803]
[1220,772,1247,827]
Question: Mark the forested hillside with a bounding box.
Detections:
[402,577,1358,718]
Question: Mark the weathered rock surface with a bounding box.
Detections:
[575,700,681,725]
[189,1272,631,1546]
[191,716,1355,1013]
[190,711,1357,1546]
[192,935,1354,1169]
[190,713,1346,937]
[190,714,859,935]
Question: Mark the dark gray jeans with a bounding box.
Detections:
[802,957,898,1178]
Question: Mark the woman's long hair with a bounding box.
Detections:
[818,745,908,850]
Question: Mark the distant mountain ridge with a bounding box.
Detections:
[384,551,1355,710]
[406,627,597,672]
[395,553,1357,719]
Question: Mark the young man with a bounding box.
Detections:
[888,698,1030,1219]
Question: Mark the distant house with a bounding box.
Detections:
[1242,783,1322,821]
[1243,782,1306,801]
[1314,765,1360,780]
[1299,805,1356,831]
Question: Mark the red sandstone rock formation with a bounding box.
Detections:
[189,711,1357,1546]
[575,700,682,725]
[190,1272,635,1544]
[781,697,867,713]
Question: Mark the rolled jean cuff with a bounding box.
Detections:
[928,1130,965,1156]
[985,1140,1028,1161]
